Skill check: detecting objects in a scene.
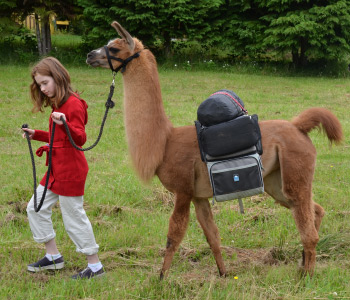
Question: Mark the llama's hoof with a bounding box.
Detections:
[219,270,227,278]
[159,271,165,280]
[298,266,313,278]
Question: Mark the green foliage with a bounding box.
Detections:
[2,0,350,68]
[78,0,222,54]
[0,0,84,56]
[205,1,267,59]
[262,0,350,67]
[0,17,17,36]
[77,0,350,67]
[0,21,38,64]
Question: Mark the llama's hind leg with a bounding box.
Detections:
[192,198,226,276]
[264,169,319,275]
[280,155,319,275]
[291,202,319,275]
[160,192,192,279]
[298,201,324,269]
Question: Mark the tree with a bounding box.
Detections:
[261,0,350,67]
[206,0,267,59]
[207,0,350,67]
[0,0,83,56]
[78,0,221,56]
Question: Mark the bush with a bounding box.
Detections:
[0,26,38,64]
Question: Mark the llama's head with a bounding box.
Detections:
[86,21,143,71]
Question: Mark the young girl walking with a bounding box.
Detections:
[22,57,104,279]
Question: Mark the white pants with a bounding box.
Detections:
[26,185,99,256]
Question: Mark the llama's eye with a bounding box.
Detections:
[109,47,120,54]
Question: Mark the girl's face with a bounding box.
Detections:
[34,73,56,98]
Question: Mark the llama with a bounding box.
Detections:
[86,21,343,278]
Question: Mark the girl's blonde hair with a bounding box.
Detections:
[30,57,74,112]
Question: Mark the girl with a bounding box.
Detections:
[22,57,104,279]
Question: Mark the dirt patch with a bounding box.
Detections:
[103,245,281,268]
[248,208,276,223]
[211,193,272,215]
[335,211,350,217]
[145,187,175,208]
[223,246,280,266]
[100,249,154,271]
[11,201,27,214]
[0,212,27,227]
[160,245,281,269]
[163,246,282,281]
[94,204,122,217]
[7,200,59,214]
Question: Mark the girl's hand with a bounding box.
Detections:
[22,128,35,140]
[51,112,66,125]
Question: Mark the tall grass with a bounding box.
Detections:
[0,63,349,299]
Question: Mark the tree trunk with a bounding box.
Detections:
[292,48,299,68]
[46,21,52,53]
[35,14,43,56]
[163,31,171,58]
[291,37,309,69]
[42,21,47,55]
[35,14,52,56]
[299,37,308,67]
[42,16,51,54]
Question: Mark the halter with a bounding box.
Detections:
[103,45,140,74]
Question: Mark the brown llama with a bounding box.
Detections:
[86,21,343,278]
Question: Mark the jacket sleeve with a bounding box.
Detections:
[65,99,87,146]
[33,130,49,143]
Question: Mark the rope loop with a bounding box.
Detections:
[22,123,55,212]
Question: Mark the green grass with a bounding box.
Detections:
[0,64,349,299]
[51,33,83,48]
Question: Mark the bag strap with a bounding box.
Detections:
[194,121,206,162]
[250,114,263,155]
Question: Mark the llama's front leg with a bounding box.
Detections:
[160,193,191,279]
[192,197,226,276]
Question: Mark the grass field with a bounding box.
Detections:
[0,63,349,300]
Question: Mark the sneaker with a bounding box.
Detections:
[27,256,64,272]
[71,267,105,279]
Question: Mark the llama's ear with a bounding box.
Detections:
[111,21,135,52]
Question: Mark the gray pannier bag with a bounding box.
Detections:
[206,151,264,203]
[195,90,264,212]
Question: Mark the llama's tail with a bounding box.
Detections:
[292,107,343,143]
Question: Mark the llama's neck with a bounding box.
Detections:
[122,50,173,182]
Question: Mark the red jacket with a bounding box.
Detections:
[33,94,89,196]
